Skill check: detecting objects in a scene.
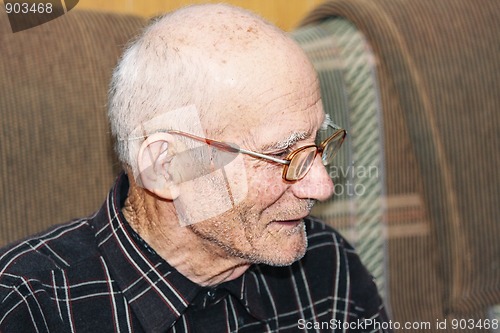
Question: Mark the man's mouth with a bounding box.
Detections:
[271,218,304,228]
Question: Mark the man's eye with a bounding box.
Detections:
[269,150,290,159]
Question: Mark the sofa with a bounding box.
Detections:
[0,9,144,245]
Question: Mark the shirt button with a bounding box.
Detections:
[206,289,216,300]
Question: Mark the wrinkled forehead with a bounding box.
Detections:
[206,41,322,136]
[251,93,325,152]
[214,99,324,160]
[215,55,325,150]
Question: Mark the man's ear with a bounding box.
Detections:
[137,132,180,200]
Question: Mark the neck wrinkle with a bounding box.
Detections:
[122,180,250,287]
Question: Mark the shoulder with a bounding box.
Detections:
[283,216,357,293]
[301,217,382,314]
[303,216,378,293]
[303,215,374,282]
[304,215,355,254]
[304,216,385,316]
[0,218,102,327]
[0,218,97,283]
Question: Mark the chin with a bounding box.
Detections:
[264,245,307,267]
[252,228,308,267]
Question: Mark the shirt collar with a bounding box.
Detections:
[92,173,272,331]
[92,173,202,332]
[220,266,272,321]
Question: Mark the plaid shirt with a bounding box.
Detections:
[0,174,391,332]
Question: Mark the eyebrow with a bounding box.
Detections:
[261,131,310,152]
[260,115,330,152]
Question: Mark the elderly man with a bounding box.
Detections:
[0,4,391,332]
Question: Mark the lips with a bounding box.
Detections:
[271,218,304,227]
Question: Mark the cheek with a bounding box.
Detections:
[174,154,249,226]
[227,155,251,202]
[246,163,288,206]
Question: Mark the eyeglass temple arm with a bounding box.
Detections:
[237,148,291,165]
[169,130,290,165]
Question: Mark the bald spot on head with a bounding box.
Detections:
[143,4,318,138]
[147,4,284,57]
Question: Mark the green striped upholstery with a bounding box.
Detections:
[291,19,388,300]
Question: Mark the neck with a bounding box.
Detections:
[122,181,250,286]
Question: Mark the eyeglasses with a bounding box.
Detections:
[131,122,346,182]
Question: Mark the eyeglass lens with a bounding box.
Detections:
[285,132,344,181]
[285,146,317,180]
[321,133,344,166]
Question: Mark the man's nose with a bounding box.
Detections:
[290,155,334,201]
